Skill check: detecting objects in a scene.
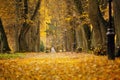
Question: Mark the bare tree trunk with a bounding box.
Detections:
[73,0,83,14]
[82,24,91,51]
[19,0,29,51]
[76,24,91,52]
[65,0,77,52]
[73,0,91,51]
[88,0,107,48]
[19,0,41,52]
[113,0,120,46]
[0,18,11,53]
[14,0,23,52]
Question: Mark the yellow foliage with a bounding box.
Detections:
[0,53,120,80]
[65,17,72,21]
[40,0,52,45]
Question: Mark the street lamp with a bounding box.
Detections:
[106,0,115,60]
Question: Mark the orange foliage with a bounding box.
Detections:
[0,53,120,80]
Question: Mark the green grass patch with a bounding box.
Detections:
[0,53,26,59]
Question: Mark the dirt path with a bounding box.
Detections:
[25,52,90,58]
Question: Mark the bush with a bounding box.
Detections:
[40,41,45,52]
[93,46,106,55]
[76,47,82,53]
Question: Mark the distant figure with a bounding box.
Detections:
[51,47,56,53]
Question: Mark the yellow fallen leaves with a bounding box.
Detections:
[0,53,120,80]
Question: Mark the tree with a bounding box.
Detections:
[73,0,91,51]
[0,18,11,53]
[65,0,78,52]
[88,0,107,49]
[18,0,41,52]
[113,0,120,47]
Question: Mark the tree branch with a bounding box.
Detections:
[31,0,41,20]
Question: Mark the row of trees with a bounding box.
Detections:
[43,0,120,54]
[0,0,41,53]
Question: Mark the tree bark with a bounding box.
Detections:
[73,0,91,51]
[113,0,120,46]
[19,0,41,52]
[19,0,29,51]
[88,0,107,48]
[0,18,11,53]
[14,0,23,52]
[73,0,83,14]
[76,24,91,51]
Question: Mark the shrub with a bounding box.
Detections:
[40,41,45,52]
[93,46,106,55]
[76,47,82,53]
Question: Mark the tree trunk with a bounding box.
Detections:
[14,0,23,52]
[82,24,91,50]
[73,0,83,14]
[113,0,120,46]
[65,0,77,52]
[26,20,40,52]
[88,0,107,48]
[19,23,30,51]
[18,0,29,51]
[0,18,11,53]
[73,0,91,51]
[18,0,41,52]
[76,24,91,51]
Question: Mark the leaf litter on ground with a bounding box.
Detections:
[0,52,120,80]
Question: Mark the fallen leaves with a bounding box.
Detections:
[0,53,120,80]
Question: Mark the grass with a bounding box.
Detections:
[0,53,26,59]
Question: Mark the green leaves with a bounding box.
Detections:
[0,53,25,59]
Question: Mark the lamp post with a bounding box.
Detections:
[106,0,115,60]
